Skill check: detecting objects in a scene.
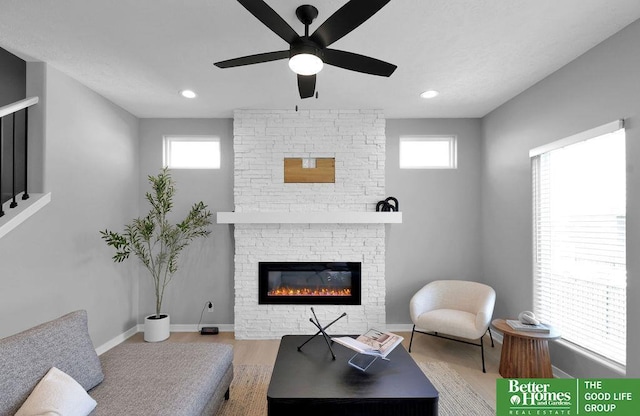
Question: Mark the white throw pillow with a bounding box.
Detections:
[15,367,97,416]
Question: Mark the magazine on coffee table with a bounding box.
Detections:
[332,329,404,359]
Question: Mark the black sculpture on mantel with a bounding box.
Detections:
[376,197,399,212]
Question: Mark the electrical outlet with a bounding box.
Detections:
[207,301,214,313]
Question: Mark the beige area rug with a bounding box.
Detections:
[216,365,271,416]
[216,362,495,416]
[419,361,495,416]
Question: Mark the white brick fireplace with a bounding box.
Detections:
[226,109,392,339]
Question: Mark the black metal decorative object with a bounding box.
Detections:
[297,307,347,360]
[376,197,399,212]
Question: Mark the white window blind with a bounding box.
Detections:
[531,122,626,367]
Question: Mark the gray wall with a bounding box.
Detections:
[385,119,483,324]
[481,19,640,377]
[0,65,140,347]
[138,119,234,326]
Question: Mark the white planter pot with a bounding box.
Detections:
[144,314,170,342]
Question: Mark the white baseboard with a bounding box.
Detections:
[95,324,235,355]
[95,325,139,356]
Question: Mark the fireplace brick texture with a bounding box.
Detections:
[233,109,386,213]
[233,109,387,339]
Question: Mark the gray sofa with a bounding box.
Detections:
[0,310,234,416]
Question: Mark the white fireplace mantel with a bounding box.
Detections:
[216,211,402,224]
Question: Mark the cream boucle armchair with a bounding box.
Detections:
[409,280,496,372]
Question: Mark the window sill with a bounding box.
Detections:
[0,193,51,239]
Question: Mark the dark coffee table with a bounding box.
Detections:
[267,335,439,416]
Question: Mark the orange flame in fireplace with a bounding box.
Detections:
[268,287,351,297]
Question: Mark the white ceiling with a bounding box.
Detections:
[1,0,639,119]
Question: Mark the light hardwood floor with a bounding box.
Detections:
[126,330,501,406]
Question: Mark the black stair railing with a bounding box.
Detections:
[0,97,39,218]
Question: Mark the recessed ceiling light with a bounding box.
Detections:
[180,90,197,99]
[420,90,439,99]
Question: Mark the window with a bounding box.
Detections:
[531,120,626,368]
[399,136,457,169]
[163,136,220,169]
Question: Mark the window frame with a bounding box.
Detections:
[531,119,626,372]
[163,135,221,170]
[399,135,457,169]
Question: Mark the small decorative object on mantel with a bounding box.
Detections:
[376,197,399,212]
[297,307,347,360]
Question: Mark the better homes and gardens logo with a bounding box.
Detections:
[500,379,573,414]
[497,378,640,415]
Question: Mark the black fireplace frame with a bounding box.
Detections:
[258,262,362,305]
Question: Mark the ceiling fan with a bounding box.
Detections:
[214,0,397,99]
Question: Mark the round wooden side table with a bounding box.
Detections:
[491,318,560,378]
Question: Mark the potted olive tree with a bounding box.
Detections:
[101,167,212,342]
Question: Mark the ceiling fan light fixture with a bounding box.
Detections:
[289,53,323,76]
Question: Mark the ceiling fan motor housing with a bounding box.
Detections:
[289,37,324,61]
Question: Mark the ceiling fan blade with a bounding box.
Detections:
[237,0,299,44]
[297,74,316,99]
[323,49,396,77]
[214,50,289,68]
[310,0,391,48]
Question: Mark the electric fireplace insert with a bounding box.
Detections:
[258,262,361,305]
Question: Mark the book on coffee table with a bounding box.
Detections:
[332,329,404,359]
